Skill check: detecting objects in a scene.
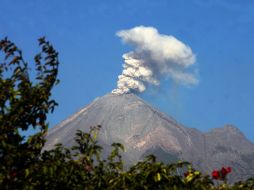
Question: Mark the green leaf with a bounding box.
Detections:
[25,169,29,177]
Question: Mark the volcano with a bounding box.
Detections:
[44,93,254,182]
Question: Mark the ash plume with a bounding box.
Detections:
[112,26,198,95]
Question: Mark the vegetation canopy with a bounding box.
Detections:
[0,38,253,189]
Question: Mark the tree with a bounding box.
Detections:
[0,37,59,189]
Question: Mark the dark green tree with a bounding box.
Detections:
[0,37,59,189]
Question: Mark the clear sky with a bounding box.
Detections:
[1,0,254,142]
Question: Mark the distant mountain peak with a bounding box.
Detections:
[208,124,245,138]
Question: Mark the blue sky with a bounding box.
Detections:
[1,0,254,142]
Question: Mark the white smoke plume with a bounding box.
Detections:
[112,26,198,95]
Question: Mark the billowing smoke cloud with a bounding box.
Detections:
[112,26,198,95]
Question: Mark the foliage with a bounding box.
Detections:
[0,38,254,190]
[0,37,59,189]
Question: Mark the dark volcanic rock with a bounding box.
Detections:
[44,93,254,182]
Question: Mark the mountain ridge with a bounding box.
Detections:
[44,93,254,182]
